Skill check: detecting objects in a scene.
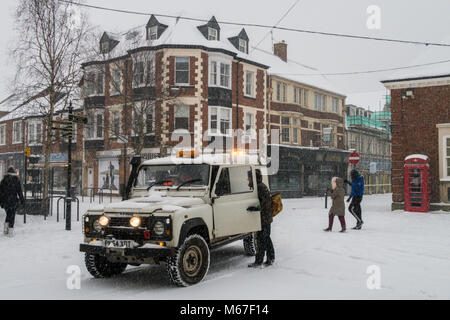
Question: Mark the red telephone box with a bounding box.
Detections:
[404,155,430,213]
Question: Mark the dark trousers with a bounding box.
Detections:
[255,224,275,264]
[349,196,363,224]
[328,214,346,230]
[5,208,16,228]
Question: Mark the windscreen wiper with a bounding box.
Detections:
[176,179,203,191]
[146,180,172,191]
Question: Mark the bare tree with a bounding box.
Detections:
[83,29,181,158]
[12,0,90,208]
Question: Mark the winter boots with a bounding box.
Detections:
[3,222,8,235]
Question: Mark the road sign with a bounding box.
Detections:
[24,147,31,157]
[69,114,88,124]
[349,152,360,165]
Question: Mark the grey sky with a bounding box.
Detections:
[1,0,449,110]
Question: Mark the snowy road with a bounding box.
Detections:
[1,194,449,300]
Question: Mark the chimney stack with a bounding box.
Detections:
[274,40,287,62]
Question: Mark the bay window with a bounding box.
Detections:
[209,106,231,136]
[175,57,190,85]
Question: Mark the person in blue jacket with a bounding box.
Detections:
[344,169,365,230]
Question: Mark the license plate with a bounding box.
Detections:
[104,239,134,249]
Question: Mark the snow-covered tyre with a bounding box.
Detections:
[166,234,210,287]
[243,233,258,256]
[85,254,127,278]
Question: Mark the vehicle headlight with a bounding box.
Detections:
[130,216,142,228]
[93,219,102,232]
[98,215,110,227]
[153,221,165,236]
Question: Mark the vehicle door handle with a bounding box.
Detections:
[247,206,259,212]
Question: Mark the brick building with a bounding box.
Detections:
[345,103,392,194]
[382,73,450,210]
[0,94,84,193]
[81,16,269,196]
[248,41,349,197]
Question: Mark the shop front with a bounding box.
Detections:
[268,145,350,198]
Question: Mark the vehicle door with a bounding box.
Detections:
[212,165,261,238]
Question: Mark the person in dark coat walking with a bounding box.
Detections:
[324,177,346,232]
[344,169,365,230]
[248,169,275,268]
[0,167,25,237]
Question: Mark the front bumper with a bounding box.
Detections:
[80,243,174,258]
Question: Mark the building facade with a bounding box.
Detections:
[81,16,269,196]
[345,103,392,194]
[262,41,349,197]
[382,73,450,210]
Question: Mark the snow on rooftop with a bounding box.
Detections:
[88,15,345,97]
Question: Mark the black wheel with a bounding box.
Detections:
[166,234,210,287]
[85,254,127,278]
[243,233,258,256]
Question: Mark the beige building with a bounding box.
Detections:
[437,123,450,203]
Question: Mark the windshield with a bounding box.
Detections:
[135,164,210,189]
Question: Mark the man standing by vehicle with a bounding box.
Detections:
[344,169,364,230]
[0,167,25,237]
[248,169,275,268]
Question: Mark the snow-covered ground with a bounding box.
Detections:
[0,194,449,300]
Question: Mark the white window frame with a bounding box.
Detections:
[175,57,190,86]
[133,60,145,87]
[245,71,254,97]
[131,105,155,136]
[28,120,43,146]
[85,110,104,140]
[148,25,158,40]
[332,98,339,113]
[110,68,122,95]
[238,38,247,53]
[208,27,218,40]
[174,104,190,131]
[12,121,22,144]
[208,106,232,137]
[209,56,232,89]
[444,135,450,178]
[111,110,121,138]
[315,93,326,111]
[282,83,287,102]
[0,124,6,146]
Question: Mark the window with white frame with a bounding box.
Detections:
[0,124,5,145]
[276,82,281,101]
[28,121,42,145]
[210,61,218,86]
[147,25,158,40]
[282,83,287,102]
[238,38,247,53]
[85,111,104,140]
[111,68,121,95]
[208,27,218,40]
[12,121,22,144]
[294,87,302,105]
[134,61,145,87]
[209,106,231,136]
[315,93,326,111]
[132,105,154,136]
[175,57,190,85]
[245,112,253,132]
[174,105,190,131]
[332,98,339,113]
[304,90,308,106]
[220,63,231,88]
[245,71,254,97]
[86,72,96,96]
[112,111,121,137]
[281,117,290,143]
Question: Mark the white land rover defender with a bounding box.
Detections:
[80,152,277,286]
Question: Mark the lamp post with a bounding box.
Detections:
[65,102,73,231]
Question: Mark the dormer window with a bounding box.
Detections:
[147,25,158,40]
[100,41,109,54]
[208,27,218,40]
[239,39,247,53]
